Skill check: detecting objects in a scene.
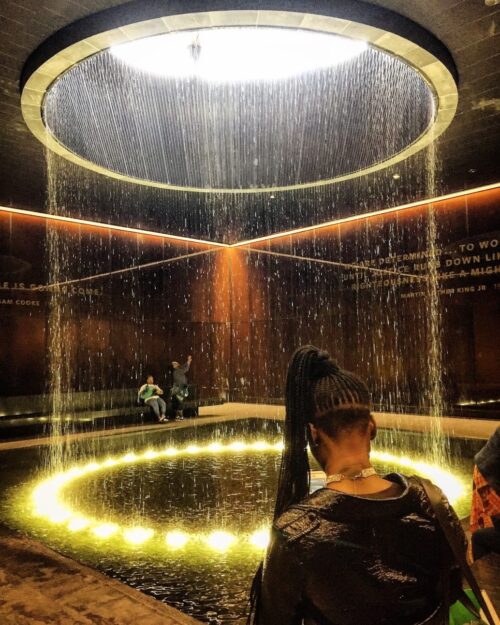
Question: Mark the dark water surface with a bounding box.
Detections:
[0,418,480,624]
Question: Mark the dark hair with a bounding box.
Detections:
[247,345,371,624]
[314,406,371,439]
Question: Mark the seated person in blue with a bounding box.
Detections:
[138,375,167,422]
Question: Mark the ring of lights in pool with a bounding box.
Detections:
[21,9,458,193]
[29,439,465,554]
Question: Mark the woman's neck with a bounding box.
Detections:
[323,452,372,477]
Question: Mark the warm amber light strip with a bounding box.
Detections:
[231,183,500,248]
[1,183,498,249]
[0,206,228,248]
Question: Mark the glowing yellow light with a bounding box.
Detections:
[250,441,271,451]
[93,523,119,539]
[370,450,465,505]
[48,507,73,524]
[249,529,270,550]
[165,530,189,549]
[206,531,236,552]
[25,439,467,555]
[68,516,91,532]
[84,462,100,472]
[66,467,85,479]
[163,447,178,456]
[124,527,154,545]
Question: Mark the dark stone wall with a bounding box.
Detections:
[0,186,499,417]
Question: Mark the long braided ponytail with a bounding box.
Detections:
[248,345,334,623]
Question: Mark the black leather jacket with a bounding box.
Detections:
[259,474,465,625]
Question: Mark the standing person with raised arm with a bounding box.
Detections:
[171,355,192,420]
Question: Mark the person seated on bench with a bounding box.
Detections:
[138,375,167,422]
[171,355,192,420]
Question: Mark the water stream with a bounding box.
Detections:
[22,29,462,624]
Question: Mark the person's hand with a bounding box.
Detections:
[187,355,193,362]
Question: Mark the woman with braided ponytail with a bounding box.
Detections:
[248,345,466,625]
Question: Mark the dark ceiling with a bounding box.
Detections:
[0,0,499,244]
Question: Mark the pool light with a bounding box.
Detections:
[370,450,464,504]
[27,439,466,554]
[206,530,237,552]
[93,523,119,539]
[111,28,367,82]
[124,527,155,545]
[165,530,190,549]
[68,516,91,532]
[249,529,271,550]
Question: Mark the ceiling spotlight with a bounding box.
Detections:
[468,168,477,174]
[270,194,275,199]
[392,173,401,180]
[111,27,368,82]
[189,34,202,62]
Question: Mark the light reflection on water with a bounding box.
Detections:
[0,419,478,625]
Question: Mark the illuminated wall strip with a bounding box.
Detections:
[1,183,498,249]
[231,182,500,248]
[0,205,228,248]
[34,248,223,291]
[246,248,425,280]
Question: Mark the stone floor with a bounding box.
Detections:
[0,526,202,625]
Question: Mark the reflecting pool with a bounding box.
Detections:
[0,419,480,624]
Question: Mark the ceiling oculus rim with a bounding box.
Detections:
[21,5,458,195]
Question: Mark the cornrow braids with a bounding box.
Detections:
[247,345,371,624]
[273,345,326,519]
[248,345,328,624]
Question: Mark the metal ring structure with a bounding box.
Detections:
[21,0,458,194]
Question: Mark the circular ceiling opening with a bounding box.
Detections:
[21,7,458,193]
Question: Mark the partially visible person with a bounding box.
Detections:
[248,345,466,625]
[138,375,167,422]
[470,425,500,561]
[171,355,192,420]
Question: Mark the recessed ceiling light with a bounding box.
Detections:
[392,173,401,180]
[111,28,368,82]
[468,168,477,174]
